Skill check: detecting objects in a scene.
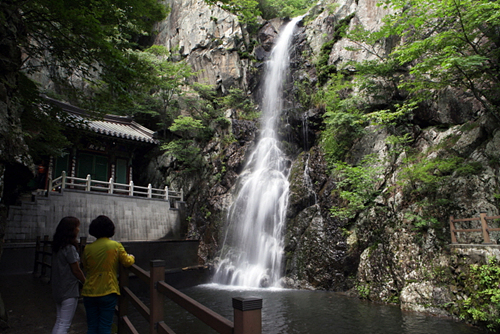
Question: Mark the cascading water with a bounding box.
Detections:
[213,17,303,287]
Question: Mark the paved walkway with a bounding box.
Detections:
[0,273,87,333]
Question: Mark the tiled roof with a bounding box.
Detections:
[44,97,158,144]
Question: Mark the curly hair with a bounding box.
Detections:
[89,215,115,238]
[52,216,80,253]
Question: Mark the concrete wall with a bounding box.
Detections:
[5,189,186,242]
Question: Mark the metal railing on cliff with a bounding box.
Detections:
[48,171,183,202]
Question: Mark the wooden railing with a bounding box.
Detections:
[33,235,87,280]
[450,213,500,244]
[48,171,183,202]
[118,260,262,334]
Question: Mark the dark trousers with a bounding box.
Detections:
[83,293,117,334]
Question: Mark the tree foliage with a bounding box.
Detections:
[17,0,168,98]
[97,45,196,136]
[257,0,316,19]
[1,0,169,158]
[319,0,500,224]
[350,0,500,118]
[204,0,261,32]
[459,257,500,331]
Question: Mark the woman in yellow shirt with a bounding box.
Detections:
[82,215,135,334]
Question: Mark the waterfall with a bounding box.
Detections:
[213,17,303,287]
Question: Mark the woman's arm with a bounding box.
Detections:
[70,262,86,284]
[118,243,135,267]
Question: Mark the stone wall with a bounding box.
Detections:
[5,190,186,242]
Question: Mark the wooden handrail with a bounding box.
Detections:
[450,213,500,244]
[118,261,263,334]
[32,240,262,333]
[156,280,234,334]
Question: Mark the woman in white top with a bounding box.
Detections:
[51,216,86,334]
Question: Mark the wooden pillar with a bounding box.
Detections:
[449,216,457,244]
[41,235,50,279]
[78,237,87,257]
[480,212,491,244]
[150,260,165,334]
[233,297,262,334]
[33,236,41,276]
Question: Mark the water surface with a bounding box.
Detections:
[154,284,485,334]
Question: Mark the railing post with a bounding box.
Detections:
[118,264,130,334]
[449,216,457,244]
[164,186,169,201]
[109,177,114,194]
[180,188,184,202]
[61,171,67,190]
[33,236,41,276]
[480,212,491,244]
[47,177,53,193]
[129,181,134,196]
[86,174,91,192]
[41,235,50,279]
[150,260,165,334]
[148,184,152,198]
[78,237,87,257]
[233,297,262,334]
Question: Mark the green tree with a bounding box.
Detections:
[257,0,316,19]
[351,0,500,119]
[1,0,169,157]
[318,73,367,163]
[204,0,261,32]
[102,45,197,137]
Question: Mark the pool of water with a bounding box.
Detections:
[133,284,485,334]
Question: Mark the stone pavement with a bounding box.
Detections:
[0,273,87,333]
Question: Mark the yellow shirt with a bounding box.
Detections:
[81,238,135,297]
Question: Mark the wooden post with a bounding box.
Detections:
[449,216,457,244]
[233,297,262,334]
[480,212,491,244]
[150,260,165,334]
[33,236,41,276]
[41,235,50,279]
[164,186,169,201]
[118,264,130,334]
[180,189,184,202]
[78,237,87,257]
[148,184,152,198]
[129,181,134,196]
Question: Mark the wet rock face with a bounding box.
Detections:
[284,148,352,291]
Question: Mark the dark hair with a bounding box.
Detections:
[52,216,80,253]
[89,215,115,238]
